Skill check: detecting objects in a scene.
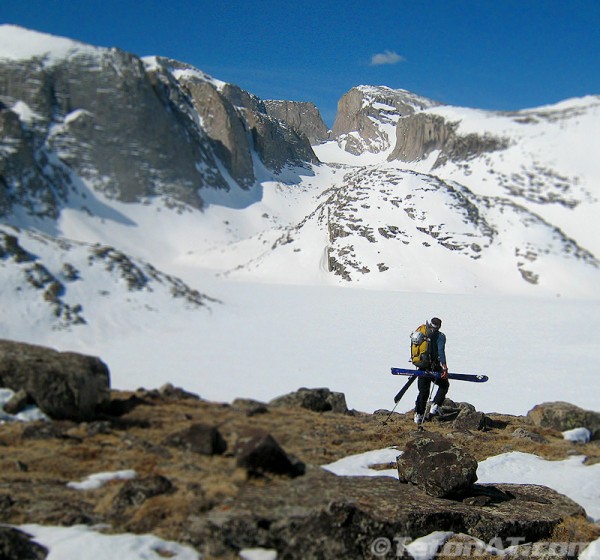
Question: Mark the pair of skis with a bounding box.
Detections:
[391,367,488,383]
[382,367,488,425]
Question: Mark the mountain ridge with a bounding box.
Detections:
[1,25,599,339]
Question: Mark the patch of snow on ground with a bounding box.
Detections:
[66,470,137,491]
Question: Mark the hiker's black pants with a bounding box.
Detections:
[415,377,449,415]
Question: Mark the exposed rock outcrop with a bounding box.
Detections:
[180,76,256,187]
[0,226,215,329]
[0,339,110,421]
[0,376,598,559]
[186,468,586,559]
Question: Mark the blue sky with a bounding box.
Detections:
[2,0,599,126]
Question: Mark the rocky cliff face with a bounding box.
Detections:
[388,112,509,165]
[169,60,319,185]
[264,100,330,144]
[329,85,509,166]
[0,45,221,215]
[332,86,440,155]
[0,26,318,221]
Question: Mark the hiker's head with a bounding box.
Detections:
[430,317,442,330]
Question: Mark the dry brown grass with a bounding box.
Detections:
[0,389,599,554]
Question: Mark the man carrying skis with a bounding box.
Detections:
[414,317,449,424]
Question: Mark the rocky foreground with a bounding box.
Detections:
[0,340,599,559]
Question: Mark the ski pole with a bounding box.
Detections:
[394,374,417,403]
[382,400,400,425]
[383,374,417,425]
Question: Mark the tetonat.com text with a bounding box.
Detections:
[369,535,591,557]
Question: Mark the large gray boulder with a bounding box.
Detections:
[397,431,478,498]
[527,401,600,440]
[0,339,110,421]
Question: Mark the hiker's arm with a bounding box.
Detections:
[437,332,447,366]
[438,333,448,380]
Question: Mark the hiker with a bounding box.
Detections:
[414,317,449,424]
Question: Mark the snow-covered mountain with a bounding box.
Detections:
[1,25,599,343]
[194,87,600,297]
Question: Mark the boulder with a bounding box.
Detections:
[396,431,478,498]
[453,409,488,431]
[164,423,227,456]
[3,388,33,415]
[0,526,48,560]
[110,474,174,516]
[0,339,110,421]
[268,387,348,413]
[184,468,586,559]
[527,402,600,440]
[512,428,549,443]
[232,398,269,417]
[234,429,305,478]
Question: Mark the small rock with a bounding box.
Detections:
[111,474,174,515]
[512,428,548,443]
[85,421,113,436]
[232,398,269,416]
[0,526,48,560]
[3,389,33,415]
[164,423,227,455]
[234,429,305,478]
[158,383,201,400]
[21,421,72,440]
[463,495,492,506]
[453,409,488,431]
